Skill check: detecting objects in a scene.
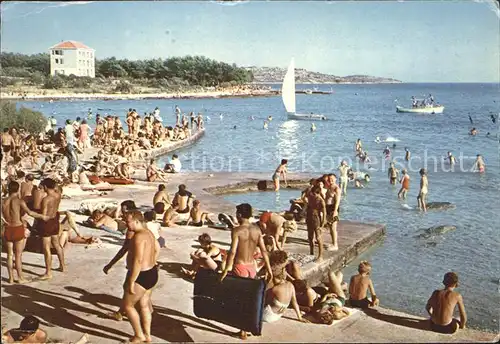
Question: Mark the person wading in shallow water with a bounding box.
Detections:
[272,159,288,191]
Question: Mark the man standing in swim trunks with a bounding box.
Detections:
[122,210,160,343]
[2,181,48,284]
[39,178,65,280]
[307,186,327,261]
[220,203,272,340]
[417,168,429,212]
[338,160,350,196]
[325,174,341,251]
[426,272,467,334]
[1,128,14,163]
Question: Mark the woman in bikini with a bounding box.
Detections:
[473,154,485,173]
[181,233,223,278]
[272,159,288,191]
[262,250,308,324]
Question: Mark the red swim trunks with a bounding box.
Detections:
[232,262,257,279]
[39,214,61,237]
[4,225,25,242]
[259,211,272,225]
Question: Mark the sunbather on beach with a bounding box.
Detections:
[262,250,308,324]
[85,209,120,234]
[146,159,168,182]
[348,260,379,308]
[186,200,215,227]
[163,184,194,227]
[114,161,131,180]
[181,233,223,278]
[309,270,350,324]
[2,315,47,343]
[153,184,171,211]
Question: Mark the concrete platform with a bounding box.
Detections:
[1,173,498,343]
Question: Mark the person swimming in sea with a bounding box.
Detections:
[383,146,391,160]
[263,121,269,130]
[469,128,477,136]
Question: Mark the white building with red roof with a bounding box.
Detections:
[49,40,95,77]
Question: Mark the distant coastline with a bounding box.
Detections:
[246,66,402,84]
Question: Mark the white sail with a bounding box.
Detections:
[282,58,296,114]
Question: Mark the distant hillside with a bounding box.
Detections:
[245,66,402,84]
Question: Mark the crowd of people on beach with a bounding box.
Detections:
[0,99,491,343]
[0,105,204,193]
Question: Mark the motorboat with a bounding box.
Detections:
[396,105,445,114]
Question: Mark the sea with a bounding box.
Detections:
[17,83,500,332]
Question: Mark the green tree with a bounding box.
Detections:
[43,75,64,89]
[0,101,46,134]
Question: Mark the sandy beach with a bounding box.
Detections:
[0,86,278,102]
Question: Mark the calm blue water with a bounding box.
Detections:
[18,83,500,331]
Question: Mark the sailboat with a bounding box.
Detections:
[282,58,327,121]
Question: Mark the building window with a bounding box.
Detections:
[55,58,59,64]
[60,59,64,64]
[54,50,63,55]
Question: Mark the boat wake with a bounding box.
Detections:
[384,136,400,142]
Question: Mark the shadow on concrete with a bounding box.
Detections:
[1,256,46,270]
[63,286,235,342]
[210,240,230,247]
[159,261,194,282]
[98,235,124,246]
[286,236,309,246]
[363,308,433,332]
[2,284,130,342]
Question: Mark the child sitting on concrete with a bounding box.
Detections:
[348,260,379,308]
[426,272,467,334]
[186,200,215,227]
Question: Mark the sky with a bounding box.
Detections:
[1,1,499,82]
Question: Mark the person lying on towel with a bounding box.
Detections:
[262,250,308,324]
[84,210,121,235]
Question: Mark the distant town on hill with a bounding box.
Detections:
[245,66,402,84]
